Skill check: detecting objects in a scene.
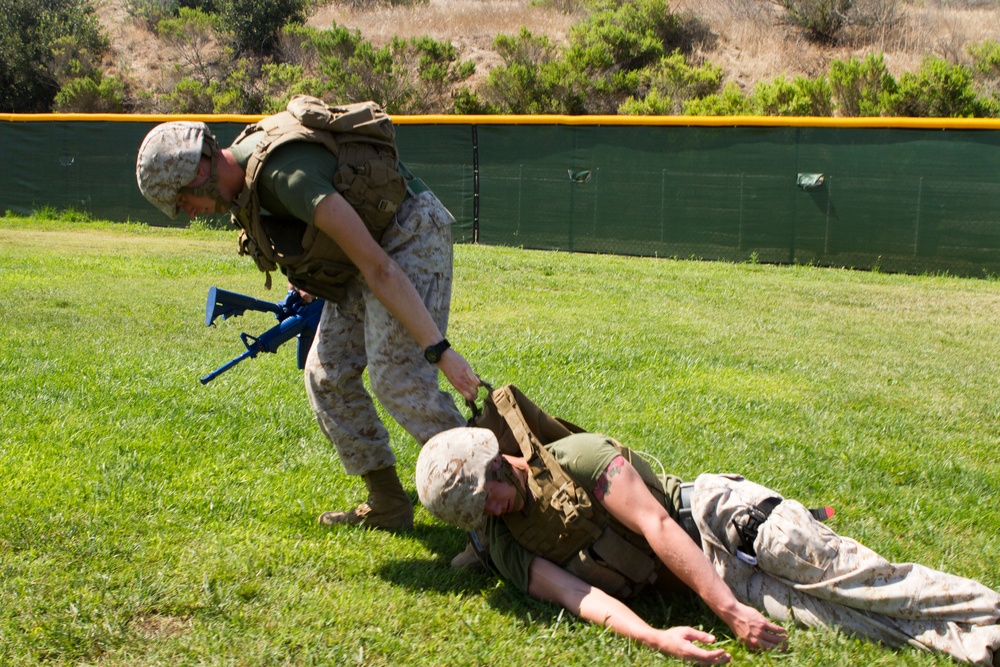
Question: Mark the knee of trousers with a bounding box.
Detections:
[692,474,783,551]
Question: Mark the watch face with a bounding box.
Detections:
[424,339,449,363]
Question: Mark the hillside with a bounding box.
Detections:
[93,0,1000,113]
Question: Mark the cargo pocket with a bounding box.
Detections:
[754,500,840,585]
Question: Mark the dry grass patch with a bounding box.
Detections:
[133,615,192,639]
[672,0,1000,90]
[306,0,582,81]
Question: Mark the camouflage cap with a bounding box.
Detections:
[135,121,211,219]
[416,427,499,531]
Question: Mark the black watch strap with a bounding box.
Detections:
[424,338,451,364]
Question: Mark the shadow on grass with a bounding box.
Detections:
[379,523,729,636]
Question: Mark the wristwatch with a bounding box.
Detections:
[423,338,451,364]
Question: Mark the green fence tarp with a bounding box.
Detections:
[1,118,998,276]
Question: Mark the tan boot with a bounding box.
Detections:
[317,466,414,531]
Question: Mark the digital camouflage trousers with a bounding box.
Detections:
[692,473,1000,666]
[304,191,466,476]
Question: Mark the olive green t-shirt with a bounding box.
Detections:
[229,131,339,225]
[488,432,683,593]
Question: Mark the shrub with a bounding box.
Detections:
[888,55,993,118]
[828,52,897,116]
[566,0,682,73]
[682,82,754,115]
[157,57,264,113]
[619,52,723,115]
[968,39,1000,78]
[967,39,1000,106]
[53,72,126,112]
[179,0,221,11]
[750,75,833,115]
[0,0,108,112]
[282,24,474,113]
[470,29,584,114]
[471,1,688,114]
[338,0,428,7]
[258,62,327,113]
[156,7,223,85]
[775,0,852,42]
[123,0,179,30]
[159,77,217,113]
[219,0,306,56]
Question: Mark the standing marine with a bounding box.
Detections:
[136,96,480,531]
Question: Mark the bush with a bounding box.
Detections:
[0,0,108,112]
[53,72,126,112]
[828,52,897,116]
[257,62,325,113]
[123,0,179,30]
[470,0,688,114]
[566,0,682,73]
[619,52,723,115]
[888,55,993,118]
[281,24,475,113]
[682,82,754,115]
[159,77,217,113]
[968,39,1000,79]
[219,0,306,56]
[338,0,428,7]
[469,28,584,114]
[156,7,223,85]
[158,57,263,113]
[751,75,833,115]
[681,76,832,116]
[179,0,221,11]
[776,0,852,42]
[967,39,1000,107]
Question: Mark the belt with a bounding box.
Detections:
[733,497,834,565]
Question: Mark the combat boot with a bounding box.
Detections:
[318,466,413,531]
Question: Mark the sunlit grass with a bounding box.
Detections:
[1,216,998,666]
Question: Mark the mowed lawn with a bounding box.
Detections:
[2,216,999,667]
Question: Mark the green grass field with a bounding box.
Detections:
[2,215,999,666]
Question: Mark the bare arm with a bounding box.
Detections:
[527,556,731,665]
[311,192,479,400]
[596,456,787,652]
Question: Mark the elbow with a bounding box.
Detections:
[527,558,589,612]
[363,256,402,288]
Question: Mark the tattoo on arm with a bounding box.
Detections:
[593,455,626,501]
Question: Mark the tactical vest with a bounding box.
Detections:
[229,95,407,302]
[473,385,670,598]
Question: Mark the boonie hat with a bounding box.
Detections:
[416,427,499,531]
[136,121,212,219]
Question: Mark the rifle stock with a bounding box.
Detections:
[200,287,324,385]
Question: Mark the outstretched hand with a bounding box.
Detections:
[437,348,479,401]
[726,602,787,652]
[656,627,731,665]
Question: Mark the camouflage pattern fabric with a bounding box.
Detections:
[304,191,466,476]
[692,473,1000,666]
[135,122,208,219]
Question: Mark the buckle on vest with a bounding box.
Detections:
[377,199,398,213]
[552,483,579,523]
